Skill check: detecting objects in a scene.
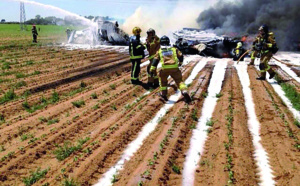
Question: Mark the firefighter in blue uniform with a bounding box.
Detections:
[129,27,145,84]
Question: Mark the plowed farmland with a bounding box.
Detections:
[0,45,299,186]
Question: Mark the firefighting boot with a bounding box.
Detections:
[158,92,168,101]
[182,90,192,103]
[248,59,255,66]
[153,79,160,89]
[147,82,154,89]
[256,76,266,80]
[269,72,276,79]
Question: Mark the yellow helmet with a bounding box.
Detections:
[132,27,142,36]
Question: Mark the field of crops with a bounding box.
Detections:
[0,25,300,186]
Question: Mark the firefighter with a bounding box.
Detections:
[233,42,245,61]
[31,25,38,43]
[146,28,160,89]
[150,35,191,103]
[248,25,277,80]
[129,27,145,84]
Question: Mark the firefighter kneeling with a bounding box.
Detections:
[150,36,191,103]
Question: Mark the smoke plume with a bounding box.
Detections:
[197,0,300,51]
[121,0,215,37]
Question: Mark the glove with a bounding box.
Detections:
[262,43,268,50]
[254,43,262,51]
[150,66,156,76]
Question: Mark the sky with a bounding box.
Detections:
[0,0,218,22]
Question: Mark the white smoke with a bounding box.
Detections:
[121,0,216,37]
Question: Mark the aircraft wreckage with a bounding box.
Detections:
[173,28,245,58]
[68,19,129,46]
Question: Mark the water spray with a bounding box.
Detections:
[14,0,97,27]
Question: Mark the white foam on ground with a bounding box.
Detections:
[95,56,208,186]
[271,60,300,83]
[266,74,300,121]
[274,52,300,66]
[236,63,275,186]
[252,63,300,120]
[182,59,228,186]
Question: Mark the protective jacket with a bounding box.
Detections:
[252,32,277,53]
[31,28,38,36]
[150,46,187,97]
[146,35,160,60]
[129,35,145,60]
[151,47,184,70]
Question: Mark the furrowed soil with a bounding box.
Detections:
[248,66,300,186]
[196,63,258,186]
[0,44,299,186]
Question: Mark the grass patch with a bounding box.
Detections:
[91,92,98,99]
[294,120,300,128]
[25,60,34,66]
[23,167,49,186]
[93,104,99,110]
[0,145,5,152]
[2,62,11,70]
[53,137,90,161]
[13,80,27,88]
[216,93,223,98]
[206,119,215,127]
[275,75,300,111]
[191,109,198,121]
[22,91,59,113]
[80,81,87,88]
[172,164,181,174]
[109,83,116,90]
[62,177,78,186]
[0,89,17,104]
[1,151,15,162]
[16,72,26,78]
[47,118,60,125]
[72,100,85,108]
[0,114,5,123]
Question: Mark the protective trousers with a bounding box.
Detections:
[33,35,37,43]
[131,59,141,82]
[250,50,258,65]
[259,52,274,78]
[147,59,159,85]
[159,68,187,96]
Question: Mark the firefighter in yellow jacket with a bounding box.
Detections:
[146,28,160,89]
[150,35,191,103]
[248,25,277,80]
[233,42,245,61]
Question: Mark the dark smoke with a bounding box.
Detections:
[197,0,300,51]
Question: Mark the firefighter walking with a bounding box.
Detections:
[150,36,191,103]
[129,27,145,84]
[31,25,38,43]
[146,28,160,89]
[248,24,278,80]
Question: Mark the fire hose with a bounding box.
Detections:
[237,50,293,65]
[237,49,251,64]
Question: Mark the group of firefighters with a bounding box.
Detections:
[129,24,278,103]
[31,23,278,103]
[129,26,191,103]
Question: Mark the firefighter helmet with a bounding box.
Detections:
[160,35,170,46]
[147,28,155,36]
[132,27,142,36]
[259,24,269,34]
